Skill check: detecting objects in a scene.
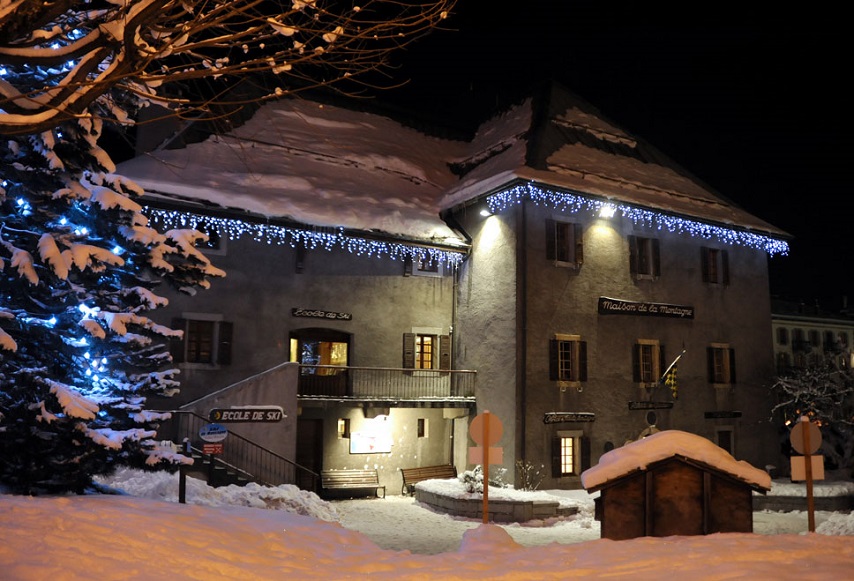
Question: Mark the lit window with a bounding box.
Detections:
[546,219,583,267]
[403,332,450,370]
[338,418,351,439]
[552,430,585,477]
[549,334,587,383]
[417,418,428,438]
[707,344,736,385]
[629,236,660,279]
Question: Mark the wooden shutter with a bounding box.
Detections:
[217,321,233,365]
[721,250,730,285]
[632,343,641,382]
[545,219,556,261]
[651,239,661,277]
[439,334,451,370]
[628,236,638,277]
[170,318,186,364]
[579,341,588,382]
[402,333,416,368]
[707,347,715,382]
[658,345,666,381]
[574,224,584,265]
[729,348,737,383]
[551,437,562,478]
[580,436,591,472]
[701,247,710,283]
[549,339,559,380]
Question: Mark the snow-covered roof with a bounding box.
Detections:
[581,430,772,492]
[117,85,788,248]
[118,98,469,246]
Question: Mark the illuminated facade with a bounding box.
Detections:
[121,84,790,491]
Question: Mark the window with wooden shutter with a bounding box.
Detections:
[549,335,587,384]
[707,344,735,384]
[552,430,586,477]
[702,247,730,285]
[546,219,583,268]
[172,317,234,366]
[629,236,660,279]
[634,340,662,385]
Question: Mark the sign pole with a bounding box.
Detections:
[482,410,490,524]
[802,417,816,532]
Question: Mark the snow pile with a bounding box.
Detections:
[96,467,339,522]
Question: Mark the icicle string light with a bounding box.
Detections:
[487,183,790,256]
[144,207,467,267]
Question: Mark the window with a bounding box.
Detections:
[701,247,729,285]
[549,334,588,383]
[707,344,736,385]
[171,316,233,365]
[337,418,351,439]
[404,254,445,277]
[777,328,789,345]
[551,430,589,477]
[809,330,821,347]
[824,331,836,351]
[633,339,664,386]
[715,427,734,455]
[628,236,660,279]
[417,418,428,438]
[194,222,226,254]
[403,331,451,370]
[289,328,350,376]
[546,219,583,267]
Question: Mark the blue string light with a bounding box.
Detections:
[486,183,789,256]
[144,207,467,267]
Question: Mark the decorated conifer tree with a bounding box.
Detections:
[0,110,225,493]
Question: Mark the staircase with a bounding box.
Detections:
[162,410,319,491]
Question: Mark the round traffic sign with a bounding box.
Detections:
[469,411,503,446]
[789,419,821,455]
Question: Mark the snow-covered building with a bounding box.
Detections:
[118,83,790,492]
[771,298,854,373]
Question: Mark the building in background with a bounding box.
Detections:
[119,83,790,492]
[771,298,854,373]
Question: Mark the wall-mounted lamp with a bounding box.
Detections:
[479,207,493,217]
[599,204,617,218]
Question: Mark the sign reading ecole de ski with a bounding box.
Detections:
[209,407,285,423]
[292,308,352,321]
[598,297,694,319]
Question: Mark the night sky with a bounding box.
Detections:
[378,2,852,309]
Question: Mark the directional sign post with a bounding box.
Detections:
[790,417,823,532]
[469,410,504,524]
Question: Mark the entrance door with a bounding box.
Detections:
[296,418,323,491]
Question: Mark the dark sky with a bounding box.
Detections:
[379,2,852,309]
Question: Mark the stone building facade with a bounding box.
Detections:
[120,83,791,492]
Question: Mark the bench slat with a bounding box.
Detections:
[321,469,385,498]
[400,465,457,495]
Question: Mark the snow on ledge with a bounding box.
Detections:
[581,430,771,492]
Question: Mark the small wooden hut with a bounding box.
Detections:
[581,431,771,540]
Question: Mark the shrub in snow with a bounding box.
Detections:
[516,460,546,491]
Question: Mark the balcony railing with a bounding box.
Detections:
[298,365,476,401]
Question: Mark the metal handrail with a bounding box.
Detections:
[161,410,320,492]
[297,364,477,399]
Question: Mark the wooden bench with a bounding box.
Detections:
[400,464,457,495]
[321,469,385,498]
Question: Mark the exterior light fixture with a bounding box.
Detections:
[599,204,617,218]
[479,208,492,217]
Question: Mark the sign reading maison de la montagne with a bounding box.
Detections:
[598,297,694,319]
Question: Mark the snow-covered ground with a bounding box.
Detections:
[1,467,852,579]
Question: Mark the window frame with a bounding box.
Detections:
[403,329,451,370]
[707,343,736,385]
[549,334,588,386]
[701,246,730,285]
[551,430,590,478]
[171,314,233,367]
[628,235,661,279]
[545,218,584,268]
[633,339,664,387]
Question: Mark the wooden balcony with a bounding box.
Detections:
[297,365,476,407]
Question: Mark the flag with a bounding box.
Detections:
[663,365,678,399]
[659,348,685,400]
